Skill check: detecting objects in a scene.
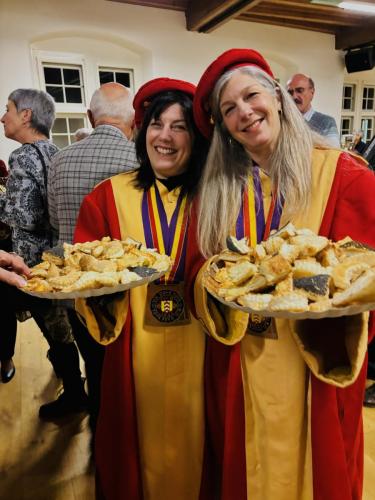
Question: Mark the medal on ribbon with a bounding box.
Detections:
[237,167,283,339]
[142,183,191,326]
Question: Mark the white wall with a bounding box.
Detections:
[0,0,347,160]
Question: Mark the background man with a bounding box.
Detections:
[287,73,340,147]
[48,82,139,435]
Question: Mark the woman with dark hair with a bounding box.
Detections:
[185,49,375,500]
[74,78,209,500]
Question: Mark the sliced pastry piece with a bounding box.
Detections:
[23,277,53,293]
[268,222,296,240]
[237,293,273,310]
[254,244,267,262]
[308,298,333,312]
[332,270,375,306]
[338,239,375,259]
[216,251,252,264]
[262,236,284,255]
[258,255,292,284]
[226,235,251,255]
[331,261,369,290]
[317,245,340,267]
[226,260,258,286]
[269,292,309,312]
[274,274,294,295]
[46,262,61,279]
[289,235,329,257]
[340,252,375,268]
[279,243,300,263]
[48,271,82,290]
[293,274,330,302]
[218,281,259,301]
[119,269,142,284]
[42,251,64,267]
[293,259,329,279]
[102,241,124,259]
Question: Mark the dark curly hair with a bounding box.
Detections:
[133,90,208,198]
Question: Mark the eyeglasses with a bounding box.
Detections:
[287,87,312,96]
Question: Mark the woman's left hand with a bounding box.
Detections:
[0,250,30,287]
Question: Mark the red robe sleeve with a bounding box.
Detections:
[73,179,122,244]
[312,153,375,500]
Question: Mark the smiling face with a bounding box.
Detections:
[1,100,26,140]
[146,103,192,179]
[219,72,281,164]
[286,75,314,114]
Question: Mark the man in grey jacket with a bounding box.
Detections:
[48,82,138,244]
[47,82,138,431]
[287,73,340,147]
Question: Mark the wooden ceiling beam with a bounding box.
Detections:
[243,8,358,26]
[250,4,361,25]
[237,13,335,34]
[107,0,187,11]
[186,0,262,32]
[335,23,375,50]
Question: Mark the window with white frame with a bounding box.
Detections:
[43,64,85,105]
[361,117,374,142]
[341,78,375,144]
[342,84,355,111]
[362,86,375,111]
[51,115,87,149]
[341,117,353,136]
[99,67,134,91]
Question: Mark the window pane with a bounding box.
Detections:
[63,68,81,86]
[343,98,351,110]
[99,71,114,85]
[46,86,64,103]
[44,67,62,85]
[52,135,70,149]
[65,87,82,103]
[344,86,352,98]
[52,118,67,133]
[368,88,375,98]
[69,118,85,131]
[115,72,130,87]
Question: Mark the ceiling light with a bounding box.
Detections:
[339,2,375,13]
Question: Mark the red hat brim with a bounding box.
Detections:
[133,77,196,129]
[193,49,274,138]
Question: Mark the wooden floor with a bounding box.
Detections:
[0,319,374,499]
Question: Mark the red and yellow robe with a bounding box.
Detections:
[186,149,375,500]
[74,172,206,500]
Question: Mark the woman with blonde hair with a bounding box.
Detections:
[185,49,375,500]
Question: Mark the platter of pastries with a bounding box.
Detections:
[204,223,375,319]
[22,236,171,299]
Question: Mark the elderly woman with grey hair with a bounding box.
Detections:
[0,89,87,419]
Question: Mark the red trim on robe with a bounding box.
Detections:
[74,180,144,500]
[186,153,375,500]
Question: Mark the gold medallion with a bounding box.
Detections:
[144,282,191,327]
[247,314,278,339]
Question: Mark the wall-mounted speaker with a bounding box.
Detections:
[345,46,375,73]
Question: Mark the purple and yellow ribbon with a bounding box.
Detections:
[142,183,188,284]
[236,167,283,243]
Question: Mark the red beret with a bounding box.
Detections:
[133,77,196,129]
[193,48,274,138]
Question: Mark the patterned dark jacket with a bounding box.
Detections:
[48,124,138,244]
[0,140,58,266]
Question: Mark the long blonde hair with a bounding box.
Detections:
[197,66,328,257]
